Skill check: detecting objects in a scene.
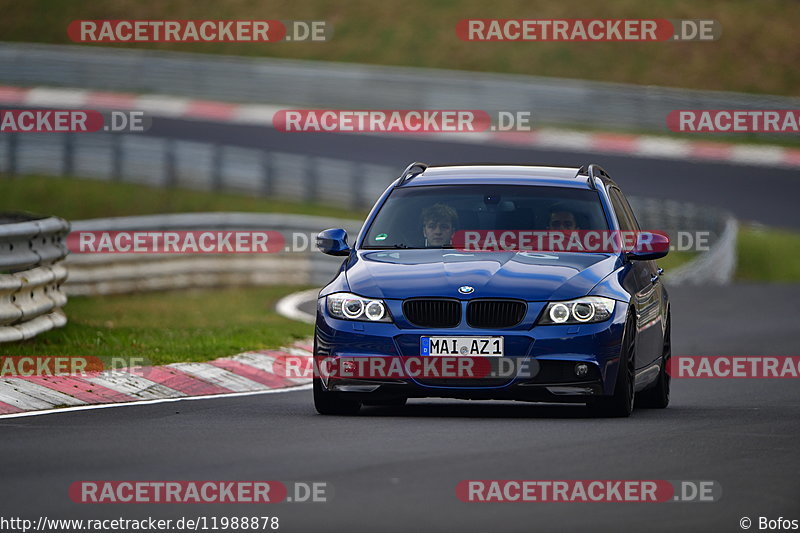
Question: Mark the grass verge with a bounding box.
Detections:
[736,225,800,282]
[0,0,797,96]
[658,250,696,273]
[0,175,366,221]
[0,286,314,365]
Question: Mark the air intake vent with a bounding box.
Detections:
[403,299,460,328]
[466,299,527,328]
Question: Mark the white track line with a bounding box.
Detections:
[276,288,318,324]
[0,383,312,420]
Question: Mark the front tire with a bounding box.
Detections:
[313,377,361,415]
[637,313,671,409]
[588,313,636,418]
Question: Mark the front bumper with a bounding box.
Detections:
[314,297,629,402]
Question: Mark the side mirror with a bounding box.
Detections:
[316,228,351,256]
[626,231,670,261]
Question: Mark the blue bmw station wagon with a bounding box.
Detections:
[313,163,671,417]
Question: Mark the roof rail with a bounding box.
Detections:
[579,163,607,189]
[398,162,428,185]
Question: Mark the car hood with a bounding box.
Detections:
[347,249,619,301]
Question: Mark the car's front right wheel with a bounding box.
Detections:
[313,376,362,415]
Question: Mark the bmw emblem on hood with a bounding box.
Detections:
[458,285,475,295]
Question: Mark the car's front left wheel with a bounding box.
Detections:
[588,313,636,418]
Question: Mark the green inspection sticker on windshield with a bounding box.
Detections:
[375,233,388,241]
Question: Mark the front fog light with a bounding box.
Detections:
[549,303,570,323]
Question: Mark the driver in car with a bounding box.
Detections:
[547,207,585,252]
[547,208,581,231]
[421,203,458,247]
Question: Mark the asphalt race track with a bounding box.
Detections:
[1,283,798,532]
[150,117,800,229]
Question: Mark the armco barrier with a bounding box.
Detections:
[1,42,798,136]
[1,132,392,211]
[0,213,70,342]
[668,216,738,285]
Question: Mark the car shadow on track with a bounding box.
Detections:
[354,401,676,419]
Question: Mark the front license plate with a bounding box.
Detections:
[421,336,504,357]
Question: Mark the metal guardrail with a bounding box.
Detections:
[1,42,798,136]
[668,217,738,285]
[628,197,738,284]
[1,132,391,211]
[0,214,70,342]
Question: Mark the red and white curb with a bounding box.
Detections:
[1,85,799,169]
[0,341,313,419]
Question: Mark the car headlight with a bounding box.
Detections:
[327,293,392,322]
[537,296,616,325]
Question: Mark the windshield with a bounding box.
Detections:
[362,184,609,249]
